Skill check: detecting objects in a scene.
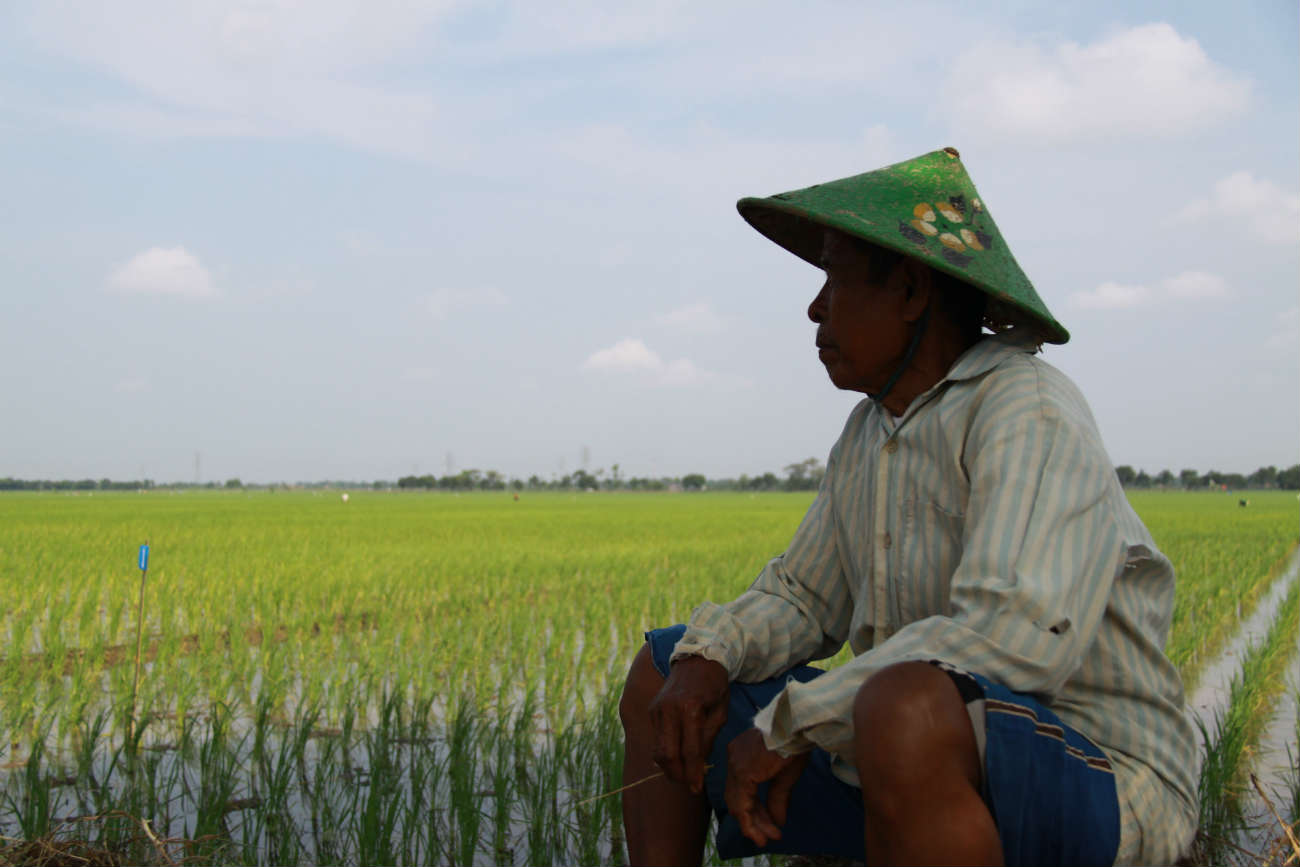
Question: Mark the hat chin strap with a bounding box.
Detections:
[868,306,931,406]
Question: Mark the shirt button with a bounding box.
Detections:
[885,440,899,454]
[882,532,892,549]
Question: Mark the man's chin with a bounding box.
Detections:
[824,367,873,394]
[824,367,855,392]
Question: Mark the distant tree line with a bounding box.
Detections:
[5,460,1299,492]
[1114,464,1300,490]
[393,459,830,493]
[0,477,158,491]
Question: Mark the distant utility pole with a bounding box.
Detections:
[194,451,201,485]
[581,445,591,470]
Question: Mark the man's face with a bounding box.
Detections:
[807,230,913,394]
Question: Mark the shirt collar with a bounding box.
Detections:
[941,328,1039,384]
[876,329,1038,433]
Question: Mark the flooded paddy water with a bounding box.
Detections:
[2,489,1298,864]
[1187,548,1300,744]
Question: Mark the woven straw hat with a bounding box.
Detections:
[736,147,1069,344]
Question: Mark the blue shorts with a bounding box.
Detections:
[646,625,1120,866]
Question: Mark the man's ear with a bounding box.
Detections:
[898,258,932,323]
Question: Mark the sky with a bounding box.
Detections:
[1,0,1297,484]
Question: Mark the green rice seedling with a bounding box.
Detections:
[420,740,450,867]
[356,691,406,867]
[301,722,352,866]
[186,704,243,863]
[1288,696,1300,828]
[1193,572,1300,864]
[84,739,132,850]
[557,721,605,866]
[486,713,517,865]
[398,698,444,867]
[69,707,110,818]
[591,686,627,863]
[2,489,1296,864]
[512,682,541,793]
[133,734,181,844]
[522,732,562,867]
[446,696,487,866]
[2,723,52,841]
[248,700,315,865]
[1135,491,1300,690]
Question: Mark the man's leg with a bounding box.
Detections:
[619,644,711,866]
[853,661,1002,866]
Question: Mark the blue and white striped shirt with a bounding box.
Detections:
[672,330,1198,864]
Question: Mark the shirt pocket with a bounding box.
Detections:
[901,497,966,622]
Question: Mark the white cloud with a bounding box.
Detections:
[471,1,685,55]
[454,5,922,93]
[1173,171,1300,244]
[582,337,716,386]
[20,2,922,172]
[1069,282,1151,310]
[660,358,703,385]
[423,287,507,320]
[545,121,900,197]
[22,0,455,161]
[583,338,663,371]
[944,23,1250,142]
[1069,271,1232,309]
[654,301,727,334]
[108,246,217,297]
[1161,271,1230,300]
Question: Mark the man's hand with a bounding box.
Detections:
[724,728,811,848]
[648,655,730,793]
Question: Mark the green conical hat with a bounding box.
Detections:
[737,147,1069,344]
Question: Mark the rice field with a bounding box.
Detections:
[1,488,1297,864]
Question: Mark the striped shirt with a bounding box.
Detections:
[672,330,1199,864]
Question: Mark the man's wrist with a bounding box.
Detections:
[752,687,817,757]
[668,640,735,675]
[671,652,718,667]
[668,652,729,683]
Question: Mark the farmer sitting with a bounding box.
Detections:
[619,148,1197,866]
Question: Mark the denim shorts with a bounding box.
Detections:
[645,624,1120,866]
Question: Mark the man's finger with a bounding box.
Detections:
[766,756,806,828]
[702,703,727,744]
[727,774,769,847]
[680,706,705,793]
[653,710,684,782]
[749,801,783,844]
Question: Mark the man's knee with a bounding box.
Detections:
[852,661,979,790]
[619,643,666,734]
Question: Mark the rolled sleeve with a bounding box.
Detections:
[672,446,853,684]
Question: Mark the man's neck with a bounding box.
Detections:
[875,325,980,417]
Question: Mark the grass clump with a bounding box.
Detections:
[1191,568,1300,865]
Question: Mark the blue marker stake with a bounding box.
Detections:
[128,540,151,746]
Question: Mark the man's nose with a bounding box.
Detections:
[808,282,829,323]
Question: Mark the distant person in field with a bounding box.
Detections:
[619,148,1197,866]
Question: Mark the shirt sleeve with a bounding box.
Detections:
[753,387,1128,760]
[669,440,855,682]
